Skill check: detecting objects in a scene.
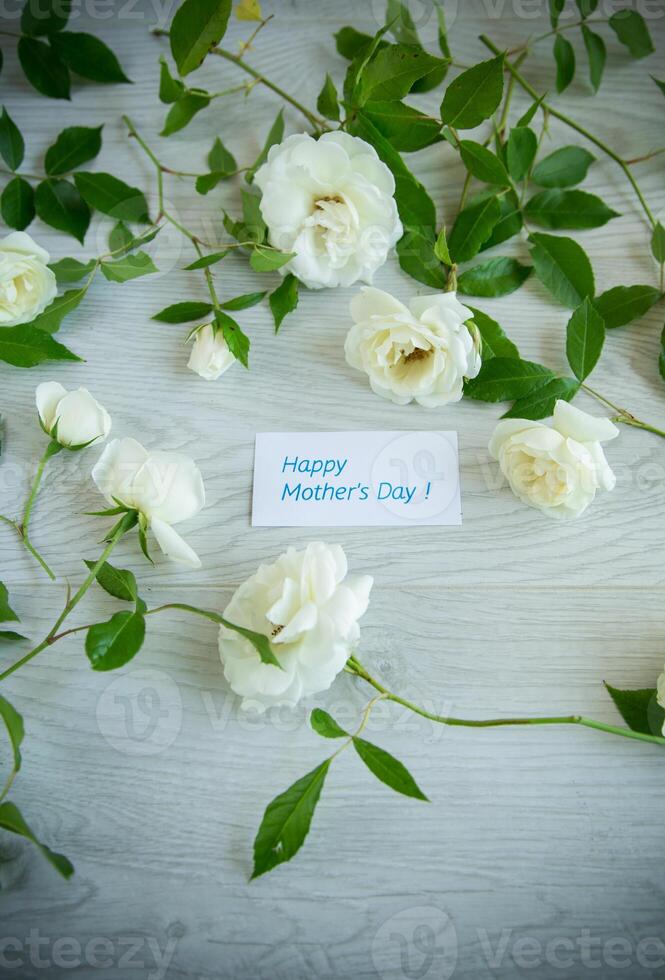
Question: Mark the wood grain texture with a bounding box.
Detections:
[1,1,665,977]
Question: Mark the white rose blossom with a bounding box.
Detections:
[345,287,481,407]
[36,382,112,449]
[489,400,619,520]
[656,669,665,735]
[187,323,235,381]
[254,132,402,290]
[0,231,57,327]
[92,437,205,568]
[218,542,373,712]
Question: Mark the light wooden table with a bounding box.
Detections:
[1,1,664,977]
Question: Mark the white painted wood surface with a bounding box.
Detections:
[1,1,665,977]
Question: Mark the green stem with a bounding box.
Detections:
[347,656,665,748]
[151,28,324,130]
[19,442,60,581]
[479,35,657,228]
[0,515,132,683]
[581,383,665,439]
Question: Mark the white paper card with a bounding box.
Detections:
[252,431,462,527]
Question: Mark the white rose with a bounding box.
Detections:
[187,323,236,381]
[92,437,205,567]
[489,400,619,520]
[36,382,112,449]
[656,669,665,735]
[254,132,402,290]
[345,286,481,407]
[0,232,57,327]
[218,542,373,712]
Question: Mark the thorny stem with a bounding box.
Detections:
[151,28,325,131]
[479,35,657,229]
[346,656,665,747]
[0,517,131,683]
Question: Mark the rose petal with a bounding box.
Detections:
[35,381,66,431]
[553,400,619,443]
[150,517,201,568]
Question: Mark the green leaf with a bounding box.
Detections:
[84,559,137,602]
[74,172,150,223]
[609,10,654,59]
[464,356,554,402]
[525,189,619,230]
[250,246,294,273]
[434,225,451,266]
[651,223,665,265]
[28,287,87,334]
[49,32,130,84]
[252,760,330,878]
[158,56,184,103]
[592,284,662,329]
[215,310,249,368]
[505,126,537,182]
[34,178,89,243]
[317,73,340,121]
[342,23,392,105]
[334,26,377,60]
[17,36,70,99]
[0,694,24,772]
[353,737,428,801]
[651,76,665,98]
[480,188,522,250]
[85,609,146,671]
[566,297,605,381]
[502,376,580,420]
[100,251,158,283]
[396,228,447,289]
[528,232,595,308]
[448,194,501,263]
[581,25,606,93]
[208,136,236,173]
[152,301,213,323]
[1,177,35,231]
[531,146,595,188]
[0,801,73,879]
[0,323,80,367]
[108,221,133,253]
[467,306,519,360]
[659,325,665,384]
[310,708,348,739]
[0,582,19,624]
[221,291,266,312]
[49,257,95,283]
[549,0,565,27]
[386,0,419,45]
[458,257,531,297]
[246,109,284,184]
[44,124,103,176]
[0,107,24,170]
[553,35,575,93]
[195,171,232,194]
[183,249,231,270]
[575,0,598,16]
[269,274,299,332]
[0,631,29,644]
[21,0,71,35]
[362,100,442,152]
[459,140,510,186]
[516,95,545,128]
[170,0,232,75]
[161,91,211,137]
[605,684,665,737]
[360,43,448,104]
[440,55,504,129]
[241,188,266,243]
[434,2,451,59]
